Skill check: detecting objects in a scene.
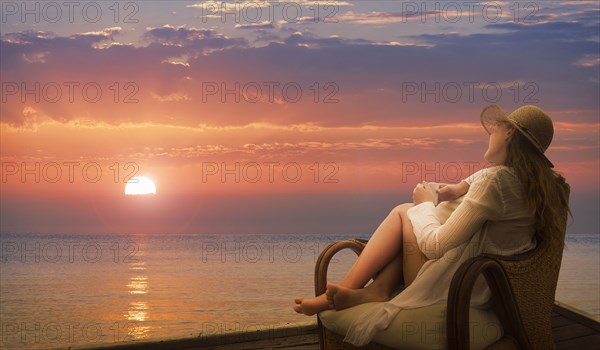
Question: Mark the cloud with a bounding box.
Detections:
[187,1,274,10]
[187,0,353,9]
[253,29,283,43]
[235,21,275,29]
[78,27,123,39]
[142,25,247,50]
[151,92,192,102]
[143,25,214,44]
[1,20,598,130]
[21,51,49,64]
[332,10,434,25]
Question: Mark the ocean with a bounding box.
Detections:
[0,232,598,349]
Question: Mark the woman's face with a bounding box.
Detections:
[484,121,514,165]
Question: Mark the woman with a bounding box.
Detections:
[293,104,570,346]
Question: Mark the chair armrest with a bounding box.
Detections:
[480,248,538,262]
[314,239,367,296]
[446,256,532,350]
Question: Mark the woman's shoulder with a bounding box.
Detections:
[469,165,520,197]
[466,166,520,205]
[472,165,517,186]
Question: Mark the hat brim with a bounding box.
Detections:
[480,105,554,168]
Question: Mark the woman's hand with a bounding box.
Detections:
[437,181,470,202]
[412,181,435,205]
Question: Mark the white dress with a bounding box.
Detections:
[344,165,536,346]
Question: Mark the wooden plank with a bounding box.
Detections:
[551,303,600,348]
[555,333,600,350]
[552,315,575,328]
[554,301,600,331]
[80,325,318,350]
[552,323,596,342]
[196,333,319,350]
[277,346,320,350]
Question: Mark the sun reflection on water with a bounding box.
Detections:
[125,256,150,338]
[127,276,148,295]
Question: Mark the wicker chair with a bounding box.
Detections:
[315,210,568,349]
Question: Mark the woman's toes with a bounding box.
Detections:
[292,293,332,316]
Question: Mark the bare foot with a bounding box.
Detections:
[293,293,333,315]
[326,283,389,311]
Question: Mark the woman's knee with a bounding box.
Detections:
[391,203,413,216]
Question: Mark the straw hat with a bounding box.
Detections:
[480,104,554,167]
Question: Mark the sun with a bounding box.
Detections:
[125,176,156,195]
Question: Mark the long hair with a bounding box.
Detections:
[504,127,571,249]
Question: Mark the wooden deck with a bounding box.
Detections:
[551,301,600,350]
[86,303,599,350]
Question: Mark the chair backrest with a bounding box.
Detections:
[494,210,568,349]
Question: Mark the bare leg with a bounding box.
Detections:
[338,204,408,289]
[326,253,404,310]
[400,204,429,287]
[326,205,429,310]
[294,203,427,315]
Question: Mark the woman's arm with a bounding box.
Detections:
[407,169,505,259]
[437,181,470,202]
[435,168,489,203]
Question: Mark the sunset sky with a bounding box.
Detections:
[1,1,598,236]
